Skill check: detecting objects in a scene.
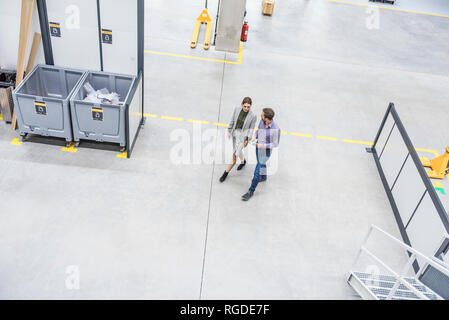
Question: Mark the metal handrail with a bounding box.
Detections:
[359,247,429,300]
[416,234,449,278]
[351,225,449,300]
[359,225,449,278]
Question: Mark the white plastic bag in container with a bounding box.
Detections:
[82,82,121,105]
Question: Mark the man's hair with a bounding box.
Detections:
[242,97,252,106]
[263,108,275,120]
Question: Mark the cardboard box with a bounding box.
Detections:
[262,0,275,16]
[0,87,14,123]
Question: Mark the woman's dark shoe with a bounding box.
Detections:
[237,160,247,171]
[219,171,229,183]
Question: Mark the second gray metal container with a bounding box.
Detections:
[70,71,136,148]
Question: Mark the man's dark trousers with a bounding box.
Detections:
[249,148,271,193]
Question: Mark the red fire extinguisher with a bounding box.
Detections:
[241,20,249,42]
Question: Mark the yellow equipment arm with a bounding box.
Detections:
[191,20,201,48]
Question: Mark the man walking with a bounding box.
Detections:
[242,108,280,201]
[219,97,257,183]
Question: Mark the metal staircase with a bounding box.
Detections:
[347,225,449,300]
[349,271,441,300]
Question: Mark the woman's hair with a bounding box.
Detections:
[242,97,252,106]
[263,108,275,120]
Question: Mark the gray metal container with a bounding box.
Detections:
[70,71,136,148]
[12,64,86,145]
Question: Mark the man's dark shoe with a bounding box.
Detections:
[237,159,247,171]
[259,175,267,182]
[241,191,254,201]
[219,171,229,183]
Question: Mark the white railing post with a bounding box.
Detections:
[386,253,416,300]
[351,225,374,271]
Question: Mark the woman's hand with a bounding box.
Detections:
[244,140,248,148]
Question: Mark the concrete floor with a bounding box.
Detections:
[0,0,449,299]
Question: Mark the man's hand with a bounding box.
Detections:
[244,140,248,148]
[257,144,264,149]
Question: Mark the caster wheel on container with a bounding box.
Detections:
[65,142,71,148]
[120,147,126,153]
[74,142,80,148]
[21,134,28,142]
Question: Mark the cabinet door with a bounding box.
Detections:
[99,0,138,75]
[46,0,101,70]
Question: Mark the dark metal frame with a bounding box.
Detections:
[212,0,221,46]
[370,103,449,270]
[36,0,54,65]
[36,0,145,158]
[126,0,145,159]
[96,0,104,71]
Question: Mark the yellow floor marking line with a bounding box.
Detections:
[342,139,374,146]
[317,136,339,142]
[161,116,184,121]
[291,132,313,138]
[213,122,228,127]
[133,114,443,161]
[433,181,443,189]
[187,119,210,124]
[0,114,3,121]
[116,152,127,159]
[61,142,78,153]
[144,41,243,65]
[327,0,449,19]
[10,138,22,146]
[415,148,440,158]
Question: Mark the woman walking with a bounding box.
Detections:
[219,97,257,183]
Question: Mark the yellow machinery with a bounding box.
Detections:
[420,146,449,179]
[191,8,212,50]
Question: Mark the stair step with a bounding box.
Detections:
[369,287,422,299]
[356,276,429,292]
[352,271,440,300]
[354,271,418,285]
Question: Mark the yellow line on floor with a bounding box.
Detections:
[433,181,443,189]
[187,119,210,124]
[134,114,443,159]
[161,116,184,121]
[0,114,3,120]
[342,139,374,146]
[117,152,127,159]
[317,136,339,142]
[144,41,243,65]
[415,148,440,158]
[291,132,313,138]
[213,122,228,127]
[327,0,449,19]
